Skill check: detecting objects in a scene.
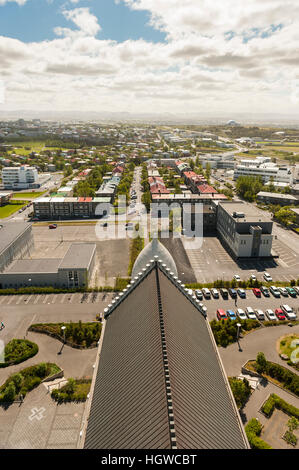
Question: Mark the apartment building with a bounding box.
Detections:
[216,202,273,258]
[2,165,39,189]
[0,192,12,206]
[33,196,111,219]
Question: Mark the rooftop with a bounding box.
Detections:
[219,201,272,222]
[58,243,96,270]
[4,258,61,274]
[0,222,31,256]
[84,261,249,450]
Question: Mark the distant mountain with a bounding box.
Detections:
[0,109,299,127]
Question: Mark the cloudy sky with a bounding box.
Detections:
[1,0,299,115]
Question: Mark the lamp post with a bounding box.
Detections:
[236,323,242,351]
[61,326,66,345]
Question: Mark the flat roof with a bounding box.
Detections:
[257,191,298,200]
[0,222,31,256]
[219,201,272,222]
[59,243,96,270]
[4,258,61,274]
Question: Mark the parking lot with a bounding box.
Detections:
[183,235,299,283]
[189,288,299,323]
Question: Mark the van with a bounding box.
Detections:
[202,288,211,299]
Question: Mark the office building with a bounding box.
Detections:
[2,165,39,189]
[216,201,273,258]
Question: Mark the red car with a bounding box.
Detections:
[49,224,57,229]
[252,288,261,297]
[216,309,228,321]
[275,308,286,321]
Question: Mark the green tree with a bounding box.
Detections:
[256,352,267,374]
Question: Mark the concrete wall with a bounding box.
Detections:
[0,225,34,273]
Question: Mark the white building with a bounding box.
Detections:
[2,165,39,189]
[234,162,293,184]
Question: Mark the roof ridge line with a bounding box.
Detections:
[154,265,177,450]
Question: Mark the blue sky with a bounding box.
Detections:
[0,0,166,43]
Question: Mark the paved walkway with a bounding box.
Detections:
[0,385,86,449]
[219,323,299,448]
[219,323,299,377]
[0,331,98,385]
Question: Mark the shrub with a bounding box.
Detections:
[262,395,276,417]
[245,418,272,449]
[283,430,297,446]
[2,382,16,402]
[256,352,268,374]
[229,377,251,409]
[0,339,38,368]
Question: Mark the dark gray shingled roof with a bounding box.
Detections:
[84,261,249,450]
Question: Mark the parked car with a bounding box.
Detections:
[286,287,297,298]
[275,308,286,321]
[293,286,299,296]
[198,303,207,317]
[263,272,272,282]
[233,274,241,281]
[195,289,203,300]
[245,307,257,320]
[252,288,261,298]
[255,309,265,321]
[237,288,246,298]
[270,286,281,298]
[260,286,270,297]
[250,274,257,281]
[281,304,297,320]
[49,224,57,229]
[279,287,289,297]
[220,288,229,299]
[236,308,247,320]
[265,309,277,321]
[101,222,108,227]
[211,288,219,299]
[216,309,227,321]
[187,289,193,297]
[226,309,237,320]
[202,288,211,299]
[229,288,237,299]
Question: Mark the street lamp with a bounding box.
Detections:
[61,326,66,344]
[236,323,242,351]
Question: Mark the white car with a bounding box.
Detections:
[255,309,265,321]
[265,309,277,321]
[211,288,219,298]
[236,308,247,320]
[250,274,257,281]
[187,289,193,297]
[246,307,257,320]
[263,272,272,282]
[233,274,241,281]
[281,304,297,320]
[279,287,289,297]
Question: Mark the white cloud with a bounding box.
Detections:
[0,1,299,115]
[0,0,27,5]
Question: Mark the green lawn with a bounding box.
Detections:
[0,203,26,218]
[12,191,46,199]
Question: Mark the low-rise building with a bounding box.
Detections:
[0,243,96,289]
[0,222,34,273]
[0,192,12,206]
[257,191,299,206]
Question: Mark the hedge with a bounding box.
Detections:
[0,339,38,368]
[29,321,101,349]
[262,394,299,419]
[0,286,115,295]
[0,362,61,402]
[210,318,260,347]
[51,378,91,403]
[245,419,272,449]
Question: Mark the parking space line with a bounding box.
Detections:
[7,296,15,305]
[0,297,6,305]
[34,295,40,304]
[16,295,24,305]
